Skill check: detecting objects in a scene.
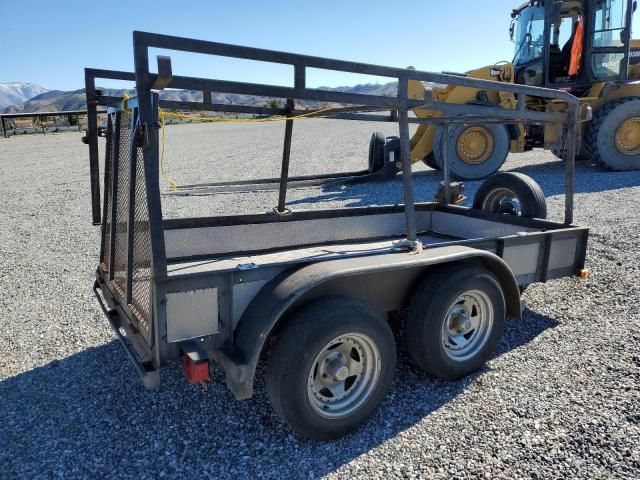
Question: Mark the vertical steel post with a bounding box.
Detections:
[398,77,418,243]
[85,69,102,225]
[442,123,451,205]
[277,98,295,213]
[126,109,139,303]
[99,114,113,264]
[134,34,168,366]
[1,116,6,138]
[564,111,577,225]
[108,113,122,282]
[294,62,306,95]
[133,33,168,280]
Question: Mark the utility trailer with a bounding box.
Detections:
[87,32,590,440]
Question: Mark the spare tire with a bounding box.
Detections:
[368,132,386,173]
[434,124,510,180]
[473,172,547,219]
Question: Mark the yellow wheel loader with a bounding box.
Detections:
[375,0,640,180]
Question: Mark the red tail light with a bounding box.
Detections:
[182,354,210,384]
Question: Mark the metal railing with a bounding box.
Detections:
[86,31,583,280]
[0,109,106,138]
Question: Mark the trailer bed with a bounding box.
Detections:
[162,204,587,288]
[166,233,460,275]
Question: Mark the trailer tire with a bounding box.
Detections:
[406,265,505,380]
[433,124,509,180]
[266,297,396,440]
[585,98,640,171]
[473,172,547,219]
[368,131,386,174]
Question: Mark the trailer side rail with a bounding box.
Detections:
[85,31,582,232]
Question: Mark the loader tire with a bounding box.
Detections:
[585,98,640,171]
[433,124,509,181]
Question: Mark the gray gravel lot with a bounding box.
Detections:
[1,121,639,479]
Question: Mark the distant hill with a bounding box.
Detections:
[0,82,49,110]
[2,82,400,114]
[2,88,136,114]
[3,89,88,114]
[319,82,398,97]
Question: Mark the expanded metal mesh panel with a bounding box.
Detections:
[130,145,153,336]
[99,107,154,341]
[100,114,116,273]
[112,111,131,292]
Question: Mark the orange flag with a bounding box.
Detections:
[569,17,584,76]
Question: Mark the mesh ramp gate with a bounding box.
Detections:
[99,108,153,343]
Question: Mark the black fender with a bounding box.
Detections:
[214,245,521,399]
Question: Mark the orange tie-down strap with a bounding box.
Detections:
[569,17,584,76]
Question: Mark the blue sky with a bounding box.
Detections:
[1,0,638,91]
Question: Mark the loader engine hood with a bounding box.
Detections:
[465,64,515,84]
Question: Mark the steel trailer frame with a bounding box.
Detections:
[88,32,588,396]
[85,31,584,227]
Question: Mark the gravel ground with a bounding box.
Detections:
[1,121,639,479]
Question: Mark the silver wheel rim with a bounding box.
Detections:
[307,333,381,419]
[481,188,523,216]
[441,290,494,361]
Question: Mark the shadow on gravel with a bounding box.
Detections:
[510,160,640,198]
[285,160,640,209]
[0,308,558,478]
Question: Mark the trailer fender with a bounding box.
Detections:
[217,245,520,400]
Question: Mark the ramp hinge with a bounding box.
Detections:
[134,123,149,149]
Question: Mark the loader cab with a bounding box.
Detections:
[511,0,636,92]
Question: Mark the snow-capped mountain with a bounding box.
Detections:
[2,82,402,114]
[0,82,50,110]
